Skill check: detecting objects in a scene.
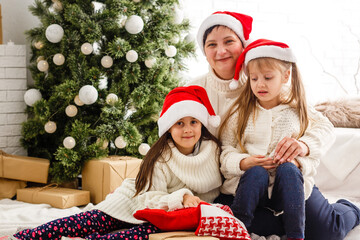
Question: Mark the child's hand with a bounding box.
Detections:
[182,194,201,208]
[240,155,277,171]
[274,137,309,164]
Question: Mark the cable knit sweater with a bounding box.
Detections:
[93,140,222,224]
[186,67,245,137]
[220,103,335,199]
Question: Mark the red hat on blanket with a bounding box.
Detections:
[158,85,220,137]
[230,38,297,89]
[197,11,253,54]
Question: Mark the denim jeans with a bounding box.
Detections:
[230,163,305,239]
[215,175,360,240]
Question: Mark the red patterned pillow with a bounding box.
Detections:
[133,202,211,231]
[195,204,251,240]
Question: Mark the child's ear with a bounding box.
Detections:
[283,69,291,83]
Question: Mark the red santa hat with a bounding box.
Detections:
[158,85,220,137]
[197,11,253,54]
[230,38,297,89]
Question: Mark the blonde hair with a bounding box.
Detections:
[219,58,308,152]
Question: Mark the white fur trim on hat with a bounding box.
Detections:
[197,14,246,55]
[158,100,210,137]
[245,45,297,65]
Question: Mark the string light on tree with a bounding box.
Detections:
[126,50,138,62]
[101,55,113,68]
[79,85,98,105]
[37,60,49,72]
[138,143,150,155]
[145,57,156,68]
[53,53,65,65]
[165,45,177,57]
[45,24,64,43]
[106,93,119,105]
[74,95,84,106]
[44,121,57,133]
[63,136,76,149]
[125,15,144,34]
[115,136,127,149]
[24,89,42,107]
[65,105,78,117]
[81,43,93,55]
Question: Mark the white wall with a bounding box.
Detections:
[2,0,360,104]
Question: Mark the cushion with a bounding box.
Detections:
[314,98,360,128]
[195,204,251,240]
[133,202,210,231]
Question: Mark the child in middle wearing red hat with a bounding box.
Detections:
[14,85,223,240]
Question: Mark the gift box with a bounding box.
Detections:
[0,178,26,199]
[0,150,49,183]
[16,186,90,209]
[149,232,219,240]
[82,155,143,204]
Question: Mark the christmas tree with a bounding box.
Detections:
[22,0,195,183]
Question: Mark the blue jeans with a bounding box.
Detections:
[230,163,305,239]
[216,176,360,240]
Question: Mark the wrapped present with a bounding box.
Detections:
[149,232,219,240]
[0,150,49,183]
[82,155,142,204]
[16,185,90,209]
[0,178,27,199]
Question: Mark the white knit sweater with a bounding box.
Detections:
[93,140,222,224]
[186,67,244,137]
[220,103,335,199]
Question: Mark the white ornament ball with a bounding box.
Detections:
[173,8,184,24]
[53,53,65,65]
[37,60,49,72]
[115,136,127,149]
[81,43,93,55]
[125,15,144,34]
[106,93,119,105]
[34,41,44,49]
[144,57,156,68]
[79,85,98,105]
[126,50,138,63]
[44,121,57,133]
[168,58,175,65]
[101,55,113,68]
[37,56,45,63]
[52,0,63,11]
[96,138,109,149]
[185,34,195,43]
[24,89,42,106]
[165,45,177,57]
[74,95,84,106]
[65,105,78,117]
[138,143,150,156]
[63,136,76,149]
[45,24,64,43]
[171,35,180,44]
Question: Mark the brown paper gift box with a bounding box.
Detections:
[0,177,26,199]
[17,186,90,209]
[82,155,143,204]
[149,232,219,240]
[0,150,49,183]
